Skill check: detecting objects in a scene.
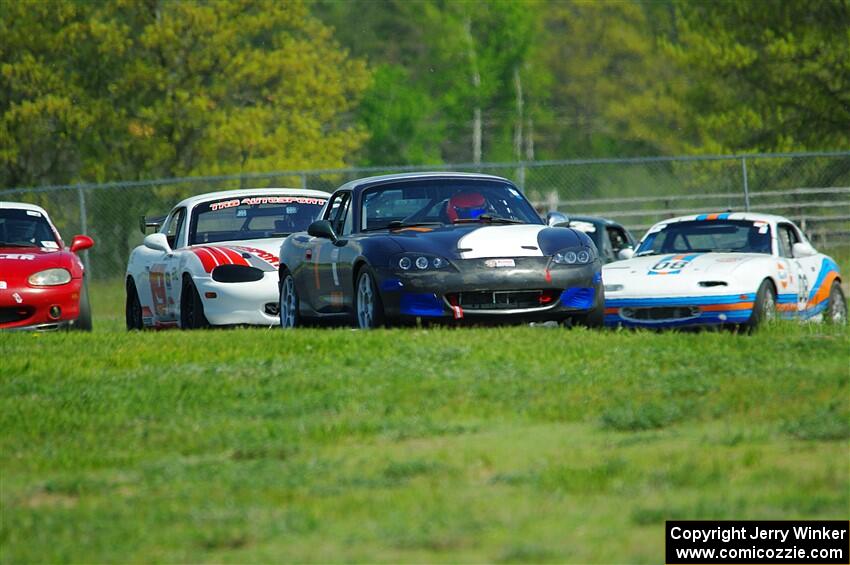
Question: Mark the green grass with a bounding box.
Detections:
[1,320,848,562]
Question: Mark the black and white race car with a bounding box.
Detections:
[277,172,604,328]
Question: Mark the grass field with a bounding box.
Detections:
[1,280,848,563]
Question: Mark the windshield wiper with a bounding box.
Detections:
[362,221,442,232]
[453,214,523,225]
[0,241,38,248]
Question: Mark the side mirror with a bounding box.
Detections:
[546,211,570,227]
[617,248,635,260]
[139,215,165,235]
[70,235,94,253]
[308,220,337,241]
[792,242,816,258]
[143,233,172,254]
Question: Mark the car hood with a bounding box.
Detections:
[386,224,586,259]
[603,252,769,295]
[0,246,79,285]
[185,238,283,272]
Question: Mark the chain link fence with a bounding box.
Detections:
[2,151,848,280]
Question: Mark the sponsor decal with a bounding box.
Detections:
[209,196,327,211]
[485,258,515,268]
[0,254,35,260]
[12,292,23,304]
[232,246,279,268]
[26,210,42,217]
[41,241,59,249]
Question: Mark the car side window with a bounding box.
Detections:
[324,192,351,236]
[777,223,799,258]
[607,226,630,253]
[162,208,186,249]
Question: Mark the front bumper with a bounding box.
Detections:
[0,280,83,331]
[376,257,602,323]
[604,292,756,328]
[194,272,279,326]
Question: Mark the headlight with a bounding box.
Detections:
[28,268,72,286]
[392,254,451,272]
[552,246,595,265]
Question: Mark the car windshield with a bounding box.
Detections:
[0,208,59,248]
[360,179,542,231]
[190,195,327,244]
[636,219,771,256]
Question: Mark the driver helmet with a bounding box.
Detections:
[447,192,487,222]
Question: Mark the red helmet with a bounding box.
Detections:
[447,192,487,222]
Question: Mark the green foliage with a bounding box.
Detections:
[357,65,443,165]
[0,0,370,188]
[666,0,850,153]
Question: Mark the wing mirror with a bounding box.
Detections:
[546,211,570,227]
[139,215,165,235]
[617,248,635,260]
[69,235,94,253]
[308,220,337,241]
[792,242,816,258]
[143,233,172,254]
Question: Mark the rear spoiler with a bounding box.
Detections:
[139,215,166,235]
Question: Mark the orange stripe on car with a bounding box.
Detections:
[701,302,753,312]
[808,271,838,307]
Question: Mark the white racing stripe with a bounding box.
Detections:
[456,225,546,259]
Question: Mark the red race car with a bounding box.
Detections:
[1,202,94,331]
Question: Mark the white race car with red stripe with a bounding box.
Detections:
[125,188,330,329]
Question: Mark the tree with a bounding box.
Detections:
[665,0,850,153]
[0,0,371,189]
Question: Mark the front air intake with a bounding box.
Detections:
[211,264,264,283]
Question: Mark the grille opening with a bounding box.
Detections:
[445,289,559,310]
[0,306,34,324]
[621,306,700,322]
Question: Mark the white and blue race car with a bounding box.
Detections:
[602,212,846,329]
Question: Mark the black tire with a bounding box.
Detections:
[574,284,604,328]
[748,279,776,330]
[279,268,300,329]
[125,277,144,330]
[180,275,209,329]
[354,266,386,329]
[74,279,93,331]
[825,280,847,325]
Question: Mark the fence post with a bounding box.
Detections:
[516,162,526,192]
[741,157,750,211]
[77,185,91,275]
[547,190,559,212]
[300,172,307,189]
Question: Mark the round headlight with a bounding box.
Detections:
[398,257,412,270]
[28,268,72,286]
[577,250,590,263]
[554,252,564,263]
[432,257,448,269]
[564,251,577,264]
[415,256,429,270]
